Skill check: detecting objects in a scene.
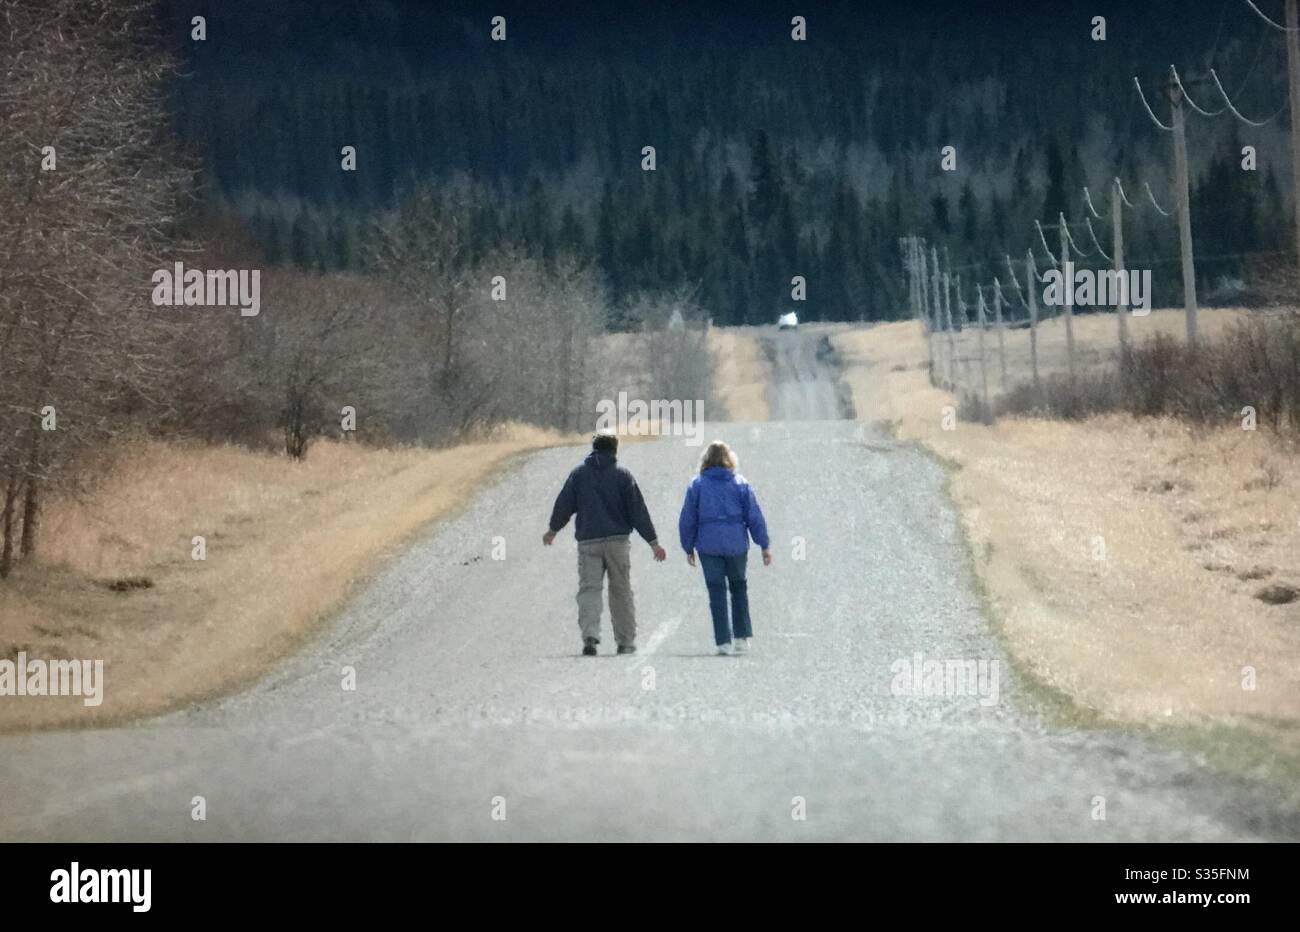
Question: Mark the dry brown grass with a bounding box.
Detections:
[933,307,1251,399]
[834,314,1300,728]
[0,423,580,731]
[588,326,768,422]
[708,327,770,421]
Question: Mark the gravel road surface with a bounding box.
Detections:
[1,329,1293,841]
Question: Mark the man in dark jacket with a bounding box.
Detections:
[544,430,666,655]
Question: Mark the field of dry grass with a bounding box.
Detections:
[834,310,1300,731]
[932,306,1251,399]
[0,424,580,731]
[708,327,770,421]
[589,325,768,422]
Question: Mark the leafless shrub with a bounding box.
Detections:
[994,368,1121,421]
[958,389,995,426]
[626,287,716,415]
[991,311,1300,434]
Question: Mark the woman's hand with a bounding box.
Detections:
[762,549,772,566]
[686,552,696,567]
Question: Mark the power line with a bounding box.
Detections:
[1060,217,1093,257]
[1004,253,1024,294]
[1115,178,1137,209]
[1171,65,1227,116]
[1144,182,1173,217]
[1244,0,1293,31]
[1231,19,1276,97]
[1134,76,1174,131]
[1210,67,1285,124]
[1085,216,1113,263]
[1035,219,1059,266]
[907,5,1292,357]
[1082,186,1108,219]
[1004,254,1029,308]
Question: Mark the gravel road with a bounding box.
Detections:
[1,329,1293,841]
[762,326,856,420]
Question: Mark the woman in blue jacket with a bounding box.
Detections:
[678,440,771,655]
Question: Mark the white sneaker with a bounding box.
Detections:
[716,642,732,656]
[733,638,749,655]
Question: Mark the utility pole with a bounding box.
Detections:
[1168,66,1199,348]
[905,238,916,319]
[915,237,925,328]
[918,241,934,383]
[943,271,956,391]
[1059,214,1077,380]
[1287,0,1300,294]
[956,276,970,391]
[931,247,944,387]
[992,278,1008,391]
[903,237,917,322]
[910,241,918,305]
[1112,179,1128,352]
[976,284,990,418]
[1026,251,1040,392]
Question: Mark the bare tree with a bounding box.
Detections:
[458,249,609,433]
[0,0,191,575]
[253,271,384,459]
[631,286,716,419]
[367,183,480,442]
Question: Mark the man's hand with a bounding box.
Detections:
[762,548,773,566]
[652,544,667,562]
[686,552,696,567]
[542,531,556,546]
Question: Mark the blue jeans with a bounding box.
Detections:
[699,553,751,646]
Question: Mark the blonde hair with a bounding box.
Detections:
[699,440,737,473]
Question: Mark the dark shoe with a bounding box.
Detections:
[582,637,599,657]
[617,644,636,655]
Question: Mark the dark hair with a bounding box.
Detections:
[593,431,619,454]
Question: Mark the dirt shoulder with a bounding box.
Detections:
[831,318,1300,732]
[0,426,580,732]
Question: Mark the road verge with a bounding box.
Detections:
[829,319,1300,743]
[0,425,581,732]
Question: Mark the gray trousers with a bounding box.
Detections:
[576,536,636,646]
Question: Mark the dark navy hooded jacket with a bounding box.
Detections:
[678,467,770,556]
[549,451,659,544]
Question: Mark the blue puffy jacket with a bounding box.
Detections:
[678,467,770,556]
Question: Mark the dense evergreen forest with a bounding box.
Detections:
[168,0,1296,323]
